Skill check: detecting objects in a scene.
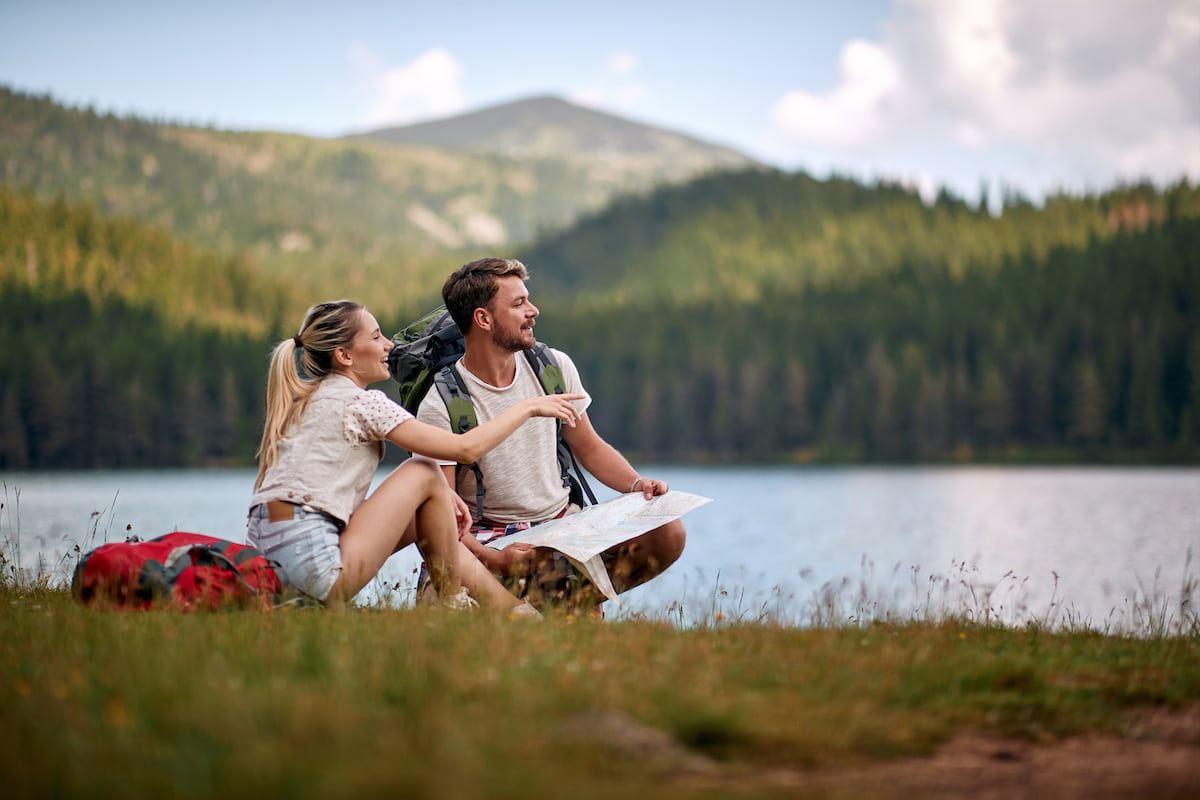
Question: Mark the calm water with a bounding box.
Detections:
[3,466,1197,632]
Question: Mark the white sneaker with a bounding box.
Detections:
[439,587,480,611]
[508,601,542,619]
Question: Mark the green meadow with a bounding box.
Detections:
[3,561,1197,799]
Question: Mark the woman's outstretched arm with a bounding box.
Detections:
[386,393,584,464]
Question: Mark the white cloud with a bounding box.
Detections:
[768,0,1200,197]
[571,50,649,111]
[606,50,639,76]
[771,39,902,148]
[349,43,464,129]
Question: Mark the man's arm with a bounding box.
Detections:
[562,412,669,498]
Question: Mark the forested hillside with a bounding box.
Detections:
[1,170,1196,468]
[522,169,1194,307]
[0,188,287,468]
[524,176,1199,462]
[0,188,297,335]
[537,207,1199,462]
[0,87,754,308]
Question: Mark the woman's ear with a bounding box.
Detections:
[333,347,353,368]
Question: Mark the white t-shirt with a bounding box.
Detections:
[251,374,412,524]
[415,348,591,523]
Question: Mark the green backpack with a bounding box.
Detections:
[388,306,597,518]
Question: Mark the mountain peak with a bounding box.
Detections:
[352,95,757,172]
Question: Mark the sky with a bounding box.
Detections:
[1,0,1197,205]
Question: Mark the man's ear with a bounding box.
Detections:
[472,306,492,331]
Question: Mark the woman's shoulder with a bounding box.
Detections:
[315,373,363,398]
[317,375,404,412]
[350,386,403,409]
[344,385,410,442]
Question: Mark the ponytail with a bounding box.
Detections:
[254,300,364,488]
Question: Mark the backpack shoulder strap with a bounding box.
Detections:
[522,344,598,508]
[523,344,566,395]
[434,348,597,517]
[433,363,486,519]
[433,363,477,434]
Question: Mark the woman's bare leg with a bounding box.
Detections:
[328,457,446,604]
[328,457,520,610]
[451,539,527,610]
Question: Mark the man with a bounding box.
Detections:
[416,257,686,611]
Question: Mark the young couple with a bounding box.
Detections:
[248,258,685,615]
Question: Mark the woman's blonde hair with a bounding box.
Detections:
[255,300,364,488]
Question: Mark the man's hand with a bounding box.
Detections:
[458,525,536,576]
[631,477,669,499]
[491,541,537,577]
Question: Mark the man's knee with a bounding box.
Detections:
[656,520,687,565]
[603,521,685,593]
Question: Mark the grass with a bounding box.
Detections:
[3,583,1199,800]
[656,552,1200,639]
[2,496,1199,799]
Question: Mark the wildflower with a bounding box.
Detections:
[106,698,130,727]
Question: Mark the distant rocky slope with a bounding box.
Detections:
[353,94,758,186]
[0,87,758,302]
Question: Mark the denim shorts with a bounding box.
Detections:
[247,503,342,602]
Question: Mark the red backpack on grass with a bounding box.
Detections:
[71,532,282,611]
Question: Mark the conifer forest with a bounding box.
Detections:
[1,89,1197,469]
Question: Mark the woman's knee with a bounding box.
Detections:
[390,456,443,491]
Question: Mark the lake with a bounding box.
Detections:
[2,466,1197,633]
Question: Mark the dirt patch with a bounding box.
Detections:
[679,706,1200,798]
[790,731,1200,799]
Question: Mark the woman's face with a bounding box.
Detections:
[337,309,392,388]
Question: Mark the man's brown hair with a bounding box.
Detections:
[442,257,530,332]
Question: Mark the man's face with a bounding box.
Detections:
[487,275,539,352]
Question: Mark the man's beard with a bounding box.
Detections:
[494,325,534,352]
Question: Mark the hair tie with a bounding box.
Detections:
[292,335,303,348]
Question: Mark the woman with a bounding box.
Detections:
[248,300,583,612]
